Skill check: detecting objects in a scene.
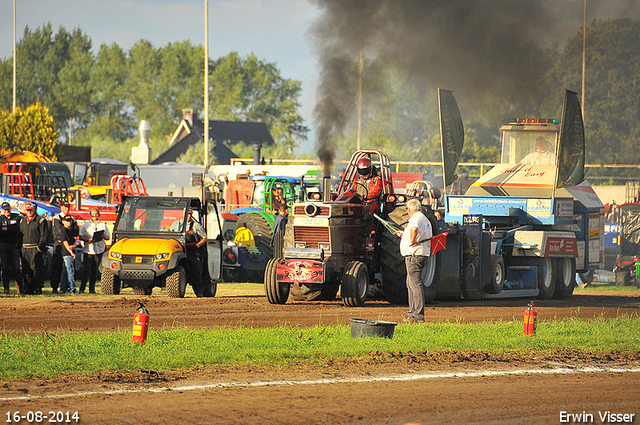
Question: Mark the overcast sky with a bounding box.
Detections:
[0,0,321,152]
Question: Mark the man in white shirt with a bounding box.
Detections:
[79,208,110,294]
[396,198,432,323]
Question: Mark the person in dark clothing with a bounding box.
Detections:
[270,205,288,258]
[185,209,207,297]
[19,202,49,295]
[0,202,23,294]
[50,201,78,294]
[59,215,78,294]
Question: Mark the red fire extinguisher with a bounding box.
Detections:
[132,302,150,344]
[523,301,537,335]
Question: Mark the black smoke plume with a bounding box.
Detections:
[310,0,640,170]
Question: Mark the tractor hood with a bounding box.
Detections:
[466,164,557,197]
[465,164,603,209]
[110,238,183,255]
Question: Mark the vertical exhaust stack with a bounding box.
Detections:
[323,175,331,201]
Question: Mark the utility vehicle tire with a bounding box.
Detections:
[485,254,505,294]
[341,261,369,307]
[537,257,556,299]
[379,207,409,304]
[578,270,594,286]
[100,269,120,295]
[222,267,242,282]
[237,213,273,281]
[203,281,217,297]
[554,258,576,299]
[166,266,187,298]
[264,258,289,304]
[132,286,152,296]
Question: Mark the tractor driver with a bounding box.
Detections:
[352,157,383,235]
[520,136,556,165]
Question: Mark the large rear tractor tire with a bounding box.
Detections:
[166,266,187,298]
[264,258,289,304]
[100,269,120,295]
[485,254,505,294]
[537,257,556,299]
[341,261,369,307]
[236,213,273,282]
[379,207,409,304]
[422,253,440,303]
[553,257,576,299]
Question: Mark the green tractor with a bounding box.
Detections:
[224,173,320,281]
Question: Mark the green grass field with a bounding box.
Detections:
[0,280,638,380]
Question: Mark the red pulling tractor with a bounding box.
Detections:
[264,150,441,307]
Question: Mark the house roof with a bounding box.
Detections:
[156,117,274,165]
[151,131,240,165]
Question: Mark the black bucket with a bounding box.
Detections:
[349,318,397,339]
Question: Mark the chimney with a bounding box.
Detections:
[182,109,194,126]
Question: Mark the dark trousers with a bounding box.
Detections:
[49,246,63,292]
[0,243,23,293]
[22,247,45,295]
[187,246,204,297]
[80,252,103,293]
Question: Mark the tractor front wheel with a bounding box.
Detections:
[264,258,289,304]
[341,261,369,307]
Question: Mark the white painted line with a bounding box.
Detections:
[2,365,640,402]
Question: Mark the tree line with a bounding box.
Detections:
[0,24,308,162]
[1,19,639,177]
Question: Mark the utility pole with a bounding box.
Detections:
[356,44,364,151]
[12,0,17,113]
[204,0,209,167]
[581,0,587,120]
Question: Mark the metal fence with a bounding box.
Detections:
[234,158,640,184]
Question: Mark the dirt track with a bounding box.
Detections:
[1,289,639,424]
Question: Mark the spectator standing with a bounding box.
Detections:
[270,205,288,258]
[79,208,110,294]
[0,202,23,294]
[19,202,49,295]
[395,198,432,323]
[59,215,78,294]
[184,208,207,297]
[50,201,78,294]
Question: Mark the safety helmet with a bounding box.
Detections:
[356,157,372,177]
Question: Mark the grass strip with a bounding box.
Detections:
[1,315,639,380]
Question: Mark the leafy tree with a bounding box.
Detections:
[210,52,309,155]
[7,24,94,139]
[540,18,640,168]
[0,102,58,159]
[83,43,132,141]
[126,40,204,147]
